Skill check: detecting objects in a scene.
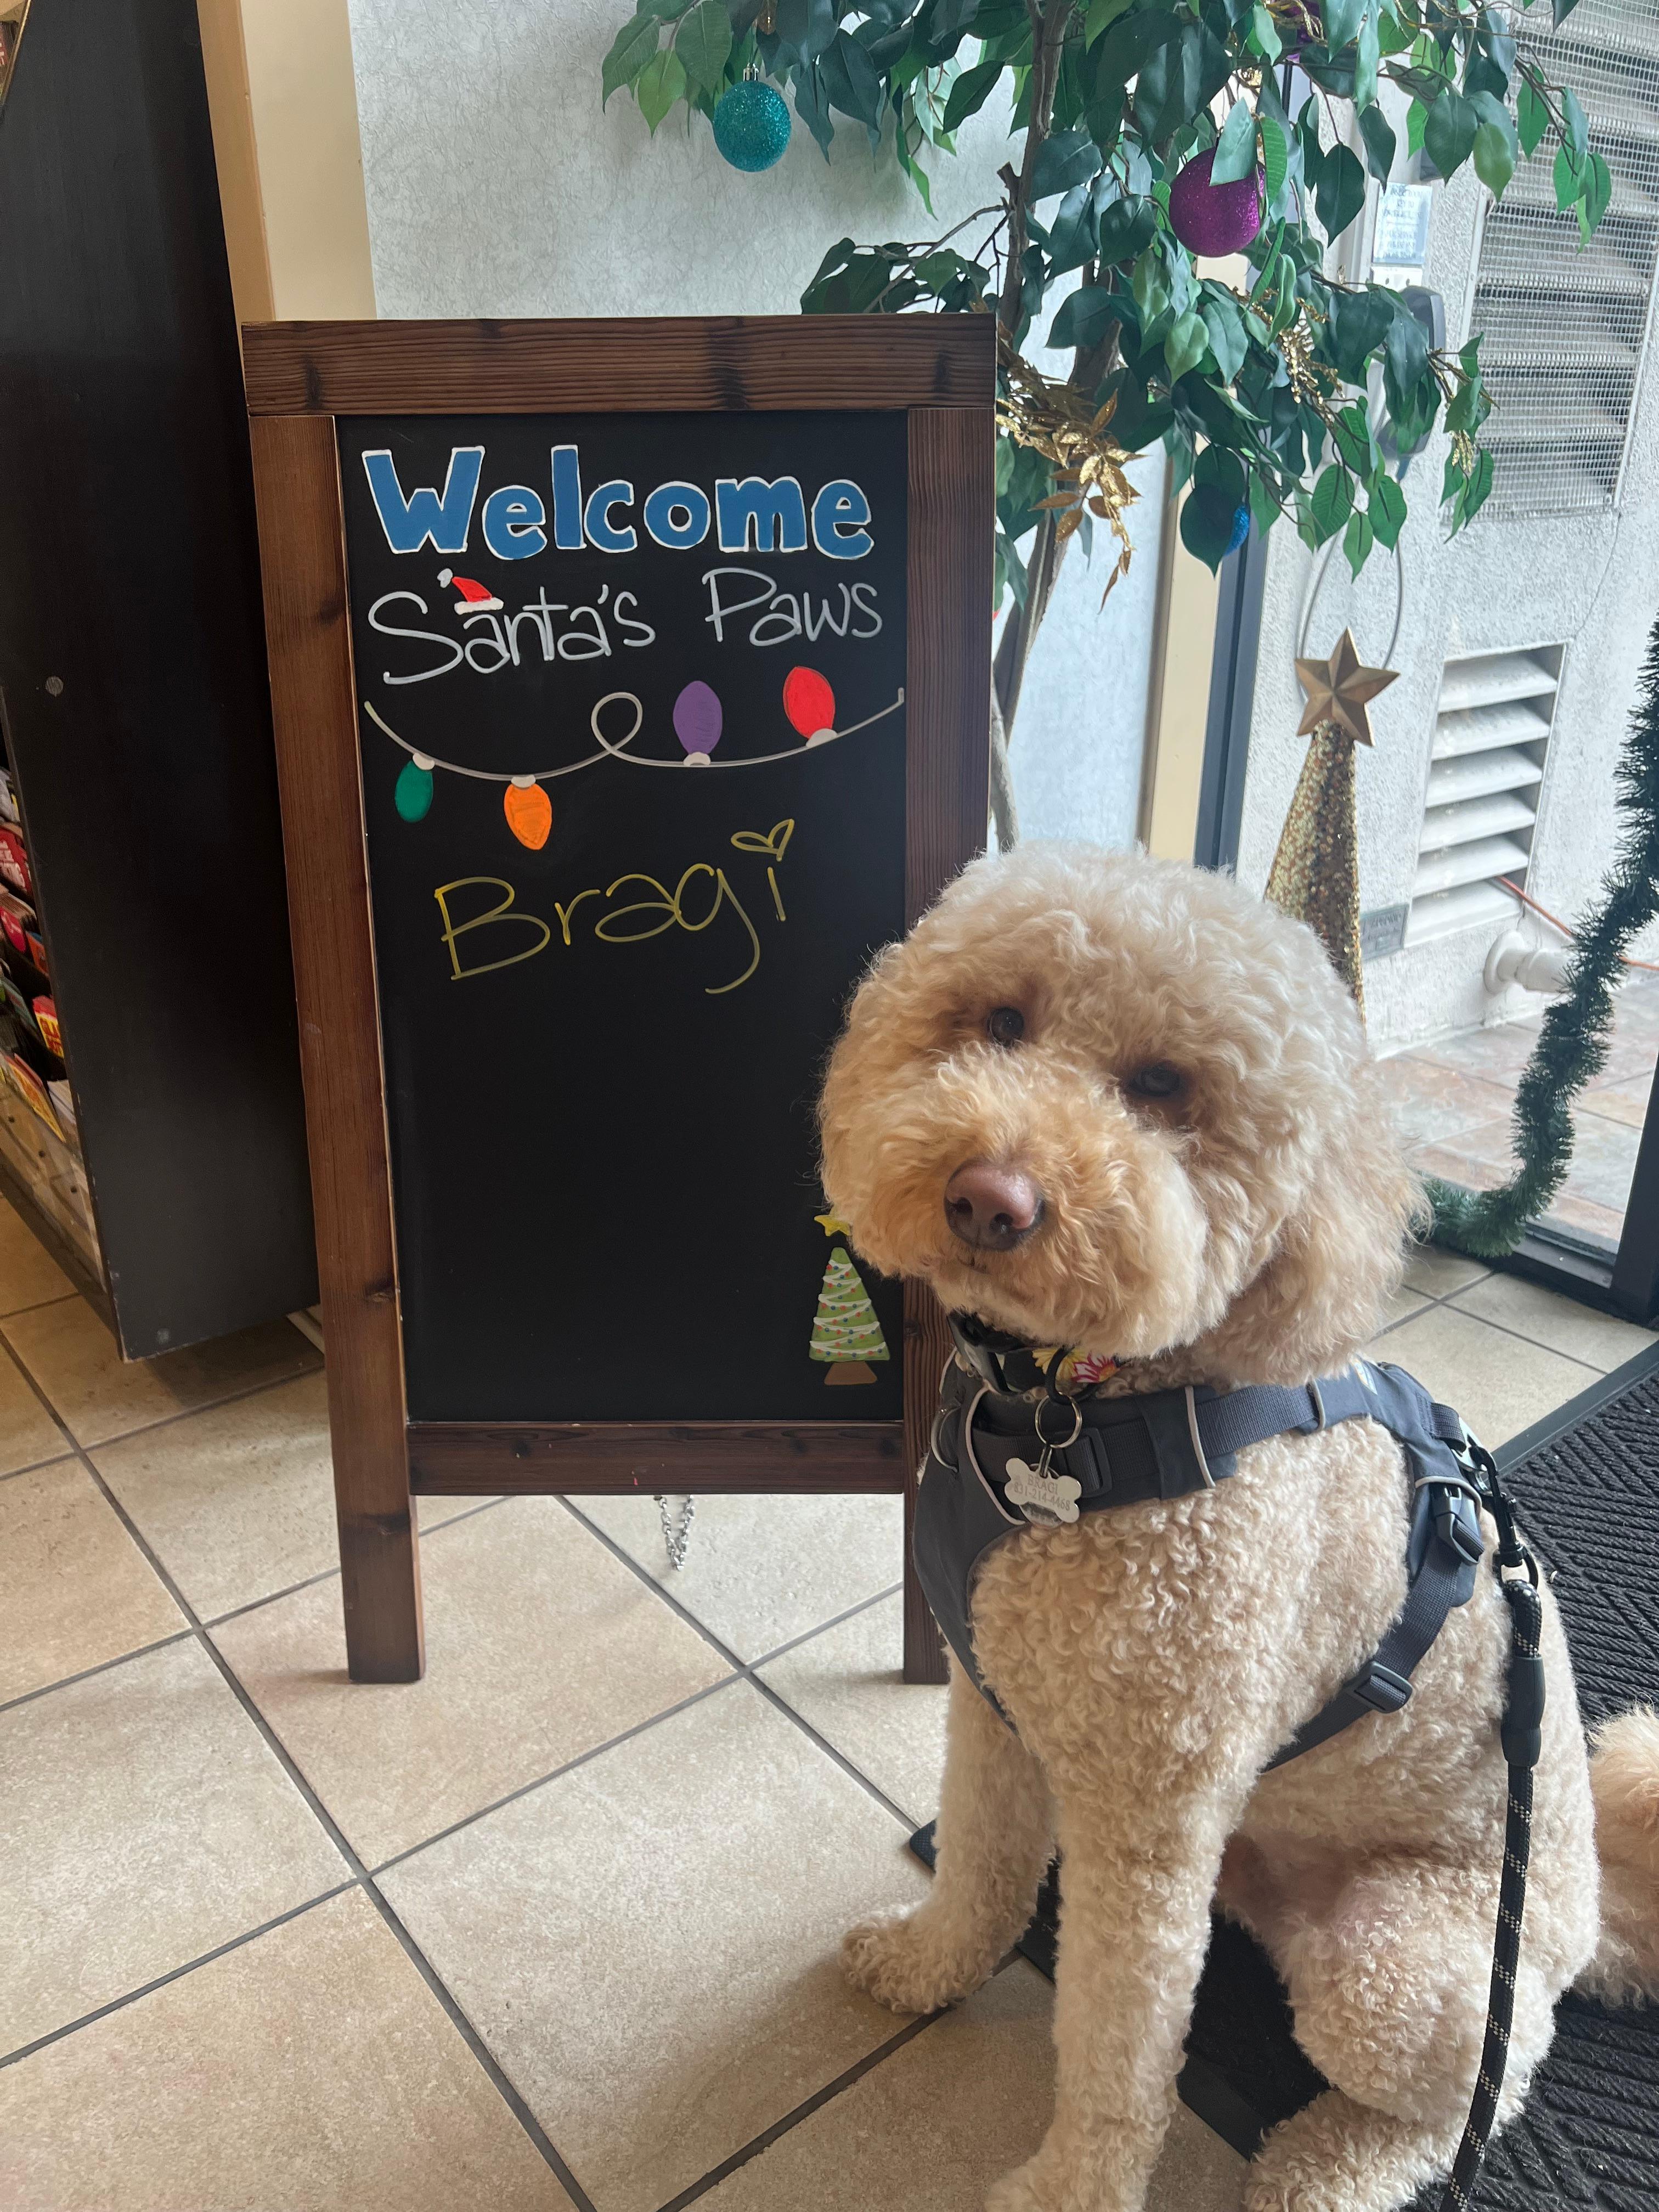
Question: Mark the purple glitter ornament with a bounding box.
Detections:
[1167,148,1264,257]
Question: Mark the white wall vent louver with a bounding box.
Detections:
[1470,0,1659,516]
[1406,645,1562,946]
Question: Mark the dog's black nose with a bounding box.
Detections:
[944,1161,1045,1251]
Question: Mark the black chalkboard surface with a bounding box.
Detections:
[246,314,991,1686]
[338,411,907,1422]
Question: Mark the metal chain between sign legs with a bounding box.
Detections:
[654,1493,695,1571]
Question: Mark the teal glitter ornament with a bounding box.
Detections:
[712,79,791,172]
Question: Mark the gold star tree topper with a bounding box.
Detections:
[1294,627,1398,746]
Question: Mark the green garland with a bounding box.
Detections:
[1429,608,1659,1257]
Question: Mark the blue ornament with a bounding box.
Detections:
[712,80,791,172]
[1225,503,1251,556]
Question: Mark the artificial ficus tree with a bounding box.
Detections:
[602,0,1606,840]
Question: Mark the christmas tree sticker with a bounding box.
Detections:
[810,1247,890,1386]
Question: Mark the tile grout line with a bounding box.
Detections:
[0,1627,198,1717]
[654,2011,944,2212]
[367,1673,745,1877]
[197,1494,517,1633]
[556,1499,925,1832]
[0,1885,360,2071]
[0,1443,83,1486]
[0,1336,326,1466]
[0,1338,599,2212]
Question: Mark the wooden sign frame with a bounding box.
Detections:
[243,315,992,1686]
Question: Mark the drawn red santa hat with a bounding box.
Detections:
[438,567,504,614]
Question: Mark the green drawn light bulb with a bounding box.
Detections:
[395,753,435,822]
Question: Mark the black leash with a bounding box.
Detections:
[1437,1445,1547,2212]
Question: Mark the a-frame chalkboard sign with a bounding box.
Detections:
[244,317,991,1685]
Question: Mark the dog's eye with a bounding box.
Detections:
[1127,1063,1184,1099]
[986,1006,1025,1048]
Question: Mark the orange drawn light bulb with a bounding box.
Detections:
[504,777,552,850]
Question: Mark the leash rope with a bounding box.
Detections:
[1437,1476,1545,2212]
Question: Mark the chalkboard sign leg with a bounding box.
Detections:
[902,1280,949,1684]
[340,1506,424,1683]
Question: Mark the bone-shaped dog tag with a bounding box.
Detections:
[1004,1454,1082,1526]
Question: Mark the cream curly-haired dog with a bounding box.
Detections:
[818,842,1659,2212]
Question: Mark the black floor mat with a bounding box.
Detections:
[909,1339,1659,2206]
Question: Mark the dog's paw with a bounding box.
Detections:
[984,2163,1052,2212]
[840,1911,992,2015]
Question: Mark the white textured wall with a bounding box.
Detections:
[1235,162,1659,1051]
[345,0,1163,847]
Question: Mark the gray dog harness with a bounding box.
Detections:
[916,1316,1488,1765]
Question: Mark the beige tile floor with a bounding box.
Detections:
[1,1199,1652,2212]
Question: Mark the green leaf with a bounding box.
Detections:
[1248,467,1280,535]
[1450,447,1496,530]
[1097,193,1157,264]
[1165,309,1210,382]
[673,0,732,94]
[943,58,1004,130]
[1578,150,1612,240]
[1199,289,1248,380]
[1517,79,1549,157]
[1562,85,1589,161]
[1132,245,1173,336]
[1031,127,1100,200]
[1554,139,1587,211]
[1327,284,1394,379]
[602,12,661,104]
[1552,0,1583,21]
[1316,143,1366,240]
[1251,4,1283,61]
[1268,250,1300,335]
[1133,21,1203,143]
[1424,88,1477,178]
[1259,115,1289,206]
[1084,0,1135,45]
[1048,284,1118,351]
[1333,400,1378,477]
[1211,98,1257,185]
[825,29,886,129]
[1358,101,1396,181]
[1342,508,1374,576]
[1407,97,1427,157]
[1471,92,1517,199]
[1368,471,1407,549]
[1045,182,1100,276]
[1311,464,1355,542]
[1323,0,1366,52]
[1180,483,1243,571]
[1356,3,1380,109]
[635,45,687,128]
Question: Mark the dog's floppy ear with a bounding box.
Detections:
[1207,1059,1426,1385]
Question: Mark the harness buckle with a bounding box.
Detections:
[1346,1659,1414,1716]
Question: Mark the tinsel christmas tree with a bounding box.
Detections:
[1429,607,1659,1257]
[809,1246,890,1385]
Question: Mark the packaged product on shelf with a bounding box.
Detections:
[0,825,30,896]
[0,884,35,957]
[32,997,60,1055]
[46,1078,77,1147]
[3,1050,63,1139]
[0,768,19,825]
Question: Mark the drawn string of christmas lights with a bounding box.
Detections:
[365,668,905,850]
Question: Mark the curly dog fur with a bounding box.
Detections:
[818,842,1659,2212]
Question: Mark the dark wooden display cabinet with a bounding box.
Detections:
[0,0,317,1354]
